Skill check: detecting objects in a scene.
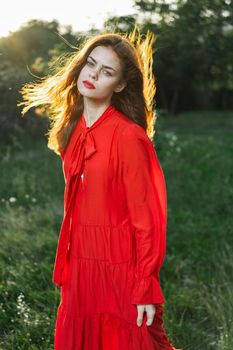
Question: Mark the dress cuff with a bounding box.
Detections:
[131,275,165,305]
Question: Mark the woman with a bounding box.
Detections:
[18,27,179,350]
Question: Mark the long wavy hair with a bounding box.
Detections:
[17,25,157,156]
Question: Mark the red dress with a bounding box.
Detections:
[53,104,176,349]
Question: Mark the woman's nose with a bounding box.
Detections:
[89,69,98,80]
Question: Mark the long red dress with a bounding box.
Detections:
[52,104,176,349]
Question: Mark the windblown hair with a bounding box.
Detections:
[18,25,157,156]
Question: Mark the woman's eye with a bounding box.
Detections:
[103,70,112,76]
[86,61,111,76]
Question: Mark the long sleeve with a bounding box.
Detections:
[119,123,167,305]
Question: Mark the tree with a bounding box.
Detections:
[133,0,233,114]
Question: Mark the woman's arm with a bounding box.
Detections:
[119,123,167,305]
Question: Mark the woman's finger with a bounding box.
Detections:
[136,304,145,327]
[146,305,156,326]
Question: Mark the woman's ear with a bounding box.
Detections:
[114,80,127,93]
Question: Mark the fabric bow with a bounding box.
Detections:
[52,128,97,286]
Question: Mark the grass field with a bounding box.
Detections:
[0,110,232,349]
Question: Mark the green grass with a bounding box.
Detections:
[0,110,232,349]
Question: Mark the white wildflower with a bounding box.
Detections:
[16,292,31,325]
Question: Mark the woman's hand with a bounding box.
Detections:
[136,304,156,327]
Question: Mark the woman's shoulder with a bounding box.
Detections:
[115,110,149,142]
[114,112,154,161]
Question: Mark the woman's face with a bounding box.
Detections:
[77,45,126,101]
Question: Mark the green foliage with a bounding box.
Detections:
[103,15,138,33]
[0,3,233,146]
[134,0,233,114]
[0,20,81,145]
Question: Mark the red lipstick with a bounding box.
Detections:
[83,80,96,89]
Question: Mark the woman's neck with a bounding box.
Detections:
[83,99,112,126]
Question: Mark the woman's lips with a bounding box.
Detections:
[82,80,96,89]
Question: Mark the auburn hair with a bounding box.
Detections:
[18,25,157,156]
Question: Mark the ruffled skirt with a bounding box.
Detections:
[54,224,176,349]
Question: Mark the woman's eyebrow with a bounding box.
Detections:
[88,55,117,72]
